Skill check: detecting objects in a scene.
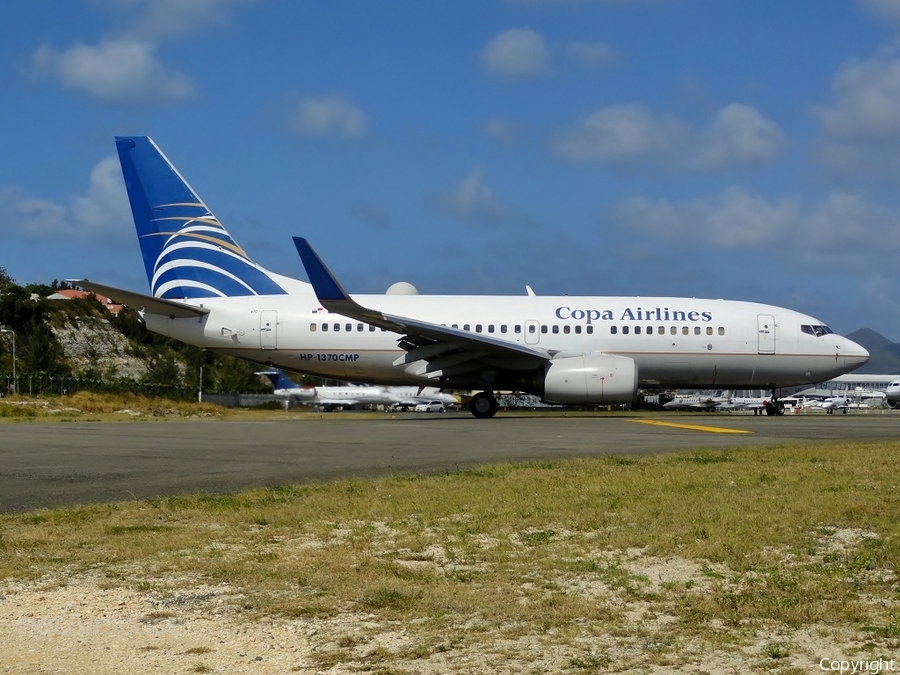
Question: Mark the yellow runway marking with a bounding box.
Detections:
[631,419,753,435]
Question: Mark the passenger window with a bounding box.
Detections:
[346,323,352,332]
[464,324,470,331]
[564,325,570,334]
[682,326,689,335]
[334,323,340,332]
[623,326,630,335]
[488,324,495,333]
[322,323,329,332]
[611,326,617,335]
[452,324,458,328]
[515,325,522,334]
[647,326,653,335]
[310,323,317,332]
[552,325,559,334]
[575,325,582,334]
[670,326,676,335]
[475,324,483,333]
[586,325,593,334]
[527,325,535,333]
[658,326,665,335]
[694,326,701,335]
[706,326,713,335]
[718,327,725,336]
[635,326,641,335]
[541,325,548,334]
[500,325,507,333]
[369,325,376,332]
[357,323,364,332]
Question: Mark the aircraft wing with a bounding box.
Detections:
[293,237,550,381]
[67,280,209,318]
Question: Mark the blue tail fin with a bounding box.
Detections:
[256,369,298,390]
[115,136,286,299]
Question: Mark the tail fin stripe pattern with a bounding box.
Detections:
[156,280,224,299]
[116,136,287,299]
[153,260,255,296]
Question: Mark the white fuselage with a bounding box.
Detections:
[142,276,869,394]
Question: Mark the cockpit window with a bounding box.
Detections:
[801,324,834,337]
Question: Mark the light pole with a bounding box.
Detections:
[0,328,14,395]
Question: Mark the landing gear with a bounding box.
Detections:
[469,391,499,419]
[764,400,782,415]
[764,392,785,416]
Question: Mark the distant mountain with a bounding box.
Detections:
[846,328,900,374]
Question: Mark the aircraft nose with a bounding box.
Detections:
[841,337,870,367]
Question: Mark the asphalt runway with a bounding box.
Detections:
[0,412,897,513]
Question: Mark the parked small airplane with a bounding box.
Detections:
[71,136,870,418]
[662,391,731,410]
[818,396,850,414]
[256,368,457,411]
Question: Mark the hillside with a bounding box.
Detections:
[846,328,900,374]
[0,270,280,397]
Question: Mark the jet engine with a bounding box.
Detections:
[540,354,638,405]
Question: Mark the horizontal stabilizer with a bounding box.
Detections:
[67,280,209,318]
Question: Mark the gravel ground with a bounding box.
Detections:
[0,570,879,675]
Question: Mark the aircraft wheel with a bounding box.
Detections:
[776,400,785,416]
[765,401,775,416]
[469,392,499,419]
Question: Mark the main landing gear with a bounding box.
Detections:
[469,391,499,419]
[764,391,786,416]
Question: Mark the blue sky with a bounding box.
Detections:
[3,0,900,339]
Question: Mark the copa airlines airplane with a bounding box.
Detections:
[72,136,870,418]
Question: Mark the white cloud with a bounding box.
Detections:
[553,103,783,169]
[437,169,508,222]
[0,156,131,240]
[567,41,618,67]
[288,95,369,138]
[482,28,551,77]
[812,52,900,174]
[618,188,794,247]
[29,0,259,104]
[616,188,900,266]
[31,37,194,105]
[816,55,900,138]
[110,0,261,41]
[693,103,784,169]
[860,0,900,26]
[552,104,682,162]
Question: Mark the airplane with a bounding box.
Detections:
[817,396,850,414]
[887,380,900,409]
[662,391,731,410]
[256,368,458,411]
[71,136,870,418]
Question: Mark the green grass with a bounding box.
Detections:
[1,441,899,670]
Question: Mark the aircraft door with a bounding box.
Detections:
[260,310,278,349]
[524,320,540,345]
[757,314,775,355]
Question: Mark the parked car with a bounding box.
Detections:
[414,400,446,413]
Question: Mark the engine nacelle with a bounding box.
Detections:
[541,354,638,405]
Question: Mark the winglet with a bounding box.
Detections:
[292,237,399,330]
[293,237,353,304]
